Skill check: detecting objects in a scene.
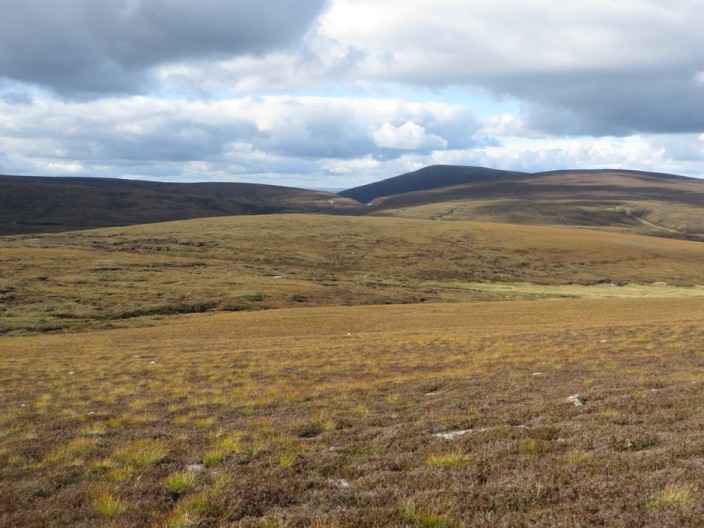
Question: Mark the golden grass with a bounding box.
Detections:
[113,439,169,468]
[2,298,704,525]
[425,453,469,469]
[164,471,197,495]
[90,488,126,518]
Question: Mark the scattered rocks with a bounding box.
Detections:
[567,394,586,406]
[272,275,283,280]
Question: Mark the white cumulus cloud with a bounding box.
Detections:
[373,121,448,151]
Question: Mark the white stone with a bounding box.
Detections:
[433,429,473,440]
[567,394,586,406]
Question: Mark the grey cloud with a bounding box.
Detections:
[0,89,34,106]
[320,1,704,137]
[0,96,476,186]
[510,69,704,136]
[234,97,479,160]
[0,0,328,97]
[70,121,257,165]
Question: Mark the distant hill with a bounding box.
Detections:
[341,166,704,240]
[0,175,358,235]
[4,167,704,239]
[338,165,526,204]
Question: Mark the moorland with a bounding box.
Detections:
[1,166,703,527]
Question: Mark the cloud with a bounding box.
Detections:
[0,94,477,182]
[646,134,704,164]
[373,121,448,151]
[512,70,704,136]
[1,1,704,187]
[481,113,528,137]
[692,71,704,88]
[4,1,702,136]
[319,0,704,136]
[0,0,328,97]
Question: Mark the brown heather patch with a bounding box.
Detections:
[1,298,703,526]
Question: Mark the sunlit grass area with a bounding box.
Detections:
[1,298,703,526]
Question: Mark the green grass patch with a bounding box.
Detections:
[114,439,168,468]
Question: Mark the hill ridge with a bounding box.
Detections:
[2,166,704,239]
[339,165,700,203]
[338,165,704,240]
[0,174,358,235]
[338,164,528,204]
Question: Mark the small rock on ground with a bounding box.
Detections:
[434,429,472,440]
[567,394,586,406]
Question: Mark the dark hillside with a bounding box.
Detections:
[0,175,358,235]
[338,165,527,203]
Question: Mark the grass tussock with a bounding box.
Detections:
[425,453,469,469]
[400,500,454,528]
[164,471,197,495]
[113,439,168,468]
[91,489,126,518]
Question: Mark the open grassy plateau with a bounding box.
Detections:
[1,214,704,527]
[2,214,704,335]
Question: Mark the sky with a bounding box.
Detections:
[1,0,703,189]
